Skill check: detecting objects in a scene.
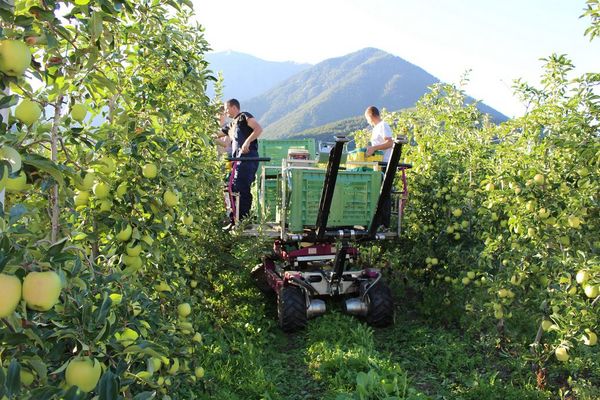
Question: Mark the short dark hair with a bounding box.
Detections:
[365,106,380,117]
[226,98,240,109]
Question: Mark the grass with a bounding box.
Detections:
[192,237,594,399]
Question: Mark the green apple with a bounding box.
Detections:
[0,273,22,318]
[116,224,132,242]
[461,277,470,285]
[122,255,142,270]
[163,190,179,207]
[65,357,102,392]
[77,171,96,191]
[541,320,553,331]
[485,183,495,191]
[73,191,90,207]
[71,103,87,122]
[567,215,581,229]
[92,181,110,199]
[584,285,598,298]
[126,241,142,257]
[97,157,116,174]
[182,214,194,225]
[0,39,31,76]
[116,327,139,346]
[15,99,42,125]
[195,367,205,379]
[20,369,35,386]
[115,182,128,197]
[109,293,122,305]
[142,163,158,178]
[148,357,162,372]
[177,303,191,318]
[452,208,462,217]
[99,199,112,212]
[533,174,544,185]
[22,271,62,311]
[576,270,589,285]
[467,271,476,280]
[583,330,597,346]
[555,346,569,362]
[5,170,27,192]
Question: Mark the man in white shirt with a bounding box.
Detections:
[364,106,393,162]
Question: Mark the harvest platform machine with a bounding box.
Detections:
[227,136,411,331]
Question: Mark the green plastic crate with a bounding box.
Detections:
[258,139,316,172]
[258,177,279,221]
[286,169,382,232]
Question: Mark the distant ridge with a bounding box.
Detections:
[241,48,507,137]
[205,51,311,101]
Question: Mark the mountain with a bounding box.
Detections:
[242,48,507,137]
[205,51,311,101]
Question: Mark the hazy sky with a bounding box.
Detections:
[192,0,599,118]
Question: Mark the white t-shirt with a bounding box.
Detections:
[371,120,393,162]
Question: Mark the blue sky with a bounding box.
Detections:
[193,0,599,118]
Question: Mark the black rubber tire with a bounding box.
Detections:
[365,281,394,327]
[251,264,274,293]
[277,286,308,332]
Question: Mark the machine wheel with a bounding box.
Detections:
[277,286,308,332]
[251,264,273,293]
[365,281,394,327]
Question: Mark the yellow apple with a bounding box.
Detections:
[163,190,179,207]
[92,181,110,199]
[15,99,42,126]
[142,163,158,179]
[0,273,22,318]
[555,346,569,362]
[71,103,87,122]
[65,357,102,392]
[0,39,31,76]
[177,303,191,318]
[22,271,62,311]
[116,224,132,242]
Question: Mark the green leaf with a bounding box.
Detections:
[132,391,157,400]
[46,237,69,259]
[6,359,21,397]
[0,94,19,109]
[96,293,113,323]
[22,154,65,187]
[9,203,27,223]
[27,386,63,400]
[97,370,119,400]
[89,11,103,42]
[62,385,86,400]
[14,15,33,27]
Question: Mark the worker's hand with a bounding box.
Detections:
[241,141,250,154]
[365,146,375,156]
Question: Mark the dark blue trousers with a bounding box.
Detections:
[232,160,258,220]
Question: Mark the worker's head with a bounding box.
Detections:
[364,106,381,126]
[225,99,240,118]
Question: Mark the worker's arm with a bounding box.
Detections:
[366,137,393,156]
[240,117,263,154]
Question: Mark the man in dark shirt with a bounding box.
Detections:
[221,99,263,225]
